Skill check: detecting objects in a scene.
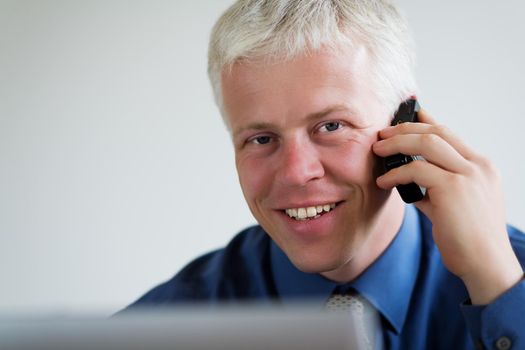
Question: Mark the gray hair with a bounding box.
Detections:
[208,0,418,126]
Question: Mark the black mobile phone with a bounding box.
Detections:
[383,99,426,203]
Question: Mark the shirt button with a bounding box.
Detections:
[495,336,512,350]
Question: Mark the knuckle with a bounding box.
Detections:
[483,159,501,180]
[448,173,465,189]
[433,124,450,137]
[412,158,425,167]
[477,156,497,173]
[392,122,409,135]
[420,133,441,147]
[470,155,501,181]
[408,158,426,172]
[398,122,412,133]
[462,163,477,176]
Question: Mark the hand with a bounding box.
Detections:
[372,108,523,305]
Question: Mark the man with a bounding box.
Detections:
[127,1,525,349]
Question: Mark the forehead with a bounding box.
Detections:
[221,45,385,133]
[223,45,371,96]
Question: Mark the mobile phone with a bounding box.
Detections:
[383,99,426,203]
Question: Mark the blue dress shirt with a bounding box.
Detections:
[128,205,525,349]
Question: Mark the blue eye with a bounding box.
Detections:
[252,136,272,145]
[319,121,342,132]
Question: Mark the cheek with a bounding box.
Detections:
[236,156,273,200]
[325,141,376,182]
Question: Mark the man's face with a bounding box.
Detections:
[222,46,403,280]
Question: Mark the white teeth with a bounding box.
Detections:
[284,203,337,220]
[306,207,317,218]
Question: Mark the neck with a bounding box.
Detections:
[321,193,405,283]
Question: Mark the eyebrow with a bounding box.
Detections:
[232,104,360,138]
[232,122,274,138]
[305,104,359,123]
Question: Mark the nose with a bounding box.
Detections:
[275,137,325,186]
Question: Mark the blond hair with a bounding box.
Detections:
[208,0,417,126]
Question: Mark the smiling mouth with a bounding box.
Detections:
[283,203,338,221]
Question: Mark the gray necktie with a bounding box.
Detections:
[325,293,383,350]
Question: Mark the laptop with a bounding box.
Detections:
[0,304,370,349]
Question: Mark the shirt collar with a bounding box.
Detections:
[271,204,422,334]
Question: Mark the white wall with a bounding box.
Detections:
[1,1,524,315]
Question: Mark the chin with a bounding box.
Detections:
[287,249,351,275]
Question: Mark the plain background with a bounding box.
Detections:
[1,0,524,315]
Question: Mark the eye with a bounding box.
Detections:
[250,135,272,145]
[318,121,342,133]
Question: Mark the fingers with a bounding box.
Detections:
[376,157,453,192]
[373,133,471,174]
[379,109,478,161]
[373,107,479,192]
[377,106,520,301]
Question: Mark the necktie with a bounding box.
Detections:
[325,292,383,350]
